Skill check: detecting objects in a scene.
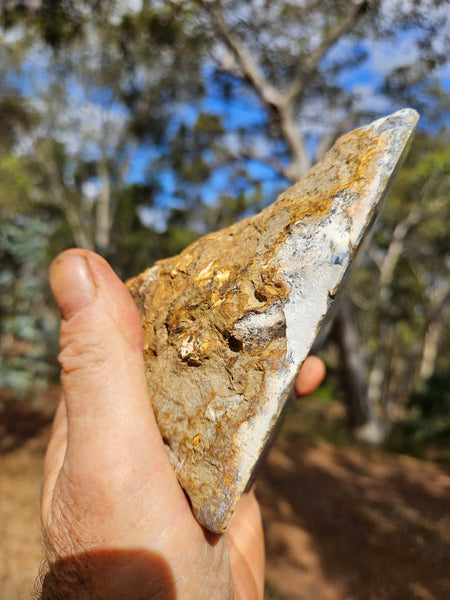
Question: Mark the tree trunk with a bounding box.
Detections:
[334,295,385,444]
[95,159,113,256]
[419,321,442,381]
[418,279,450,382]
[64,201,95,251]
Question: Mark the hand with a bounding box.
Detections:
[39,249,325,599]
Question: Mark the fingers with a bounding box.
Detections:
[49,249,174,488]
[295,355,326,396]
[227,490,265,600]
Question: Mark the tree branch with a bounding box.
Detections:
[95,157,112,255]
[200,0,283,108]
[314,114,358,161]
[200,0,310,178]
[419,279,450,380]
[239,150,288,180]
[38,154,94,251]
[286,0,370,102]
[377,208,422,303]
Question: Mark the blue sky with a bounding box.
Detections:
[1,12,448,229]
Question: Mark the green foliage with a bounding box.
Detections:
[0,154,33,215]
[411,374,450,420]
[0,217,56,396]
[349,129,450,378]
[389,373,450,462]
[0,0,448,447]
[105,183,199,277]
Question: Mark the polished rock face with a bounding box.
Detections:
[126,108,418,532]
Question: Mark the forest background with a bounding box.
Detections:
[0,1,449,599]
[1,0,448,456]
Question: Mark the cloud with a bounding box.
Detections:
[138,206,168,233]
[352,83,393,114]
[368,36,421,78]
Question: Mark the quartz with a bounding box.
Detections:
[126,108,418,532]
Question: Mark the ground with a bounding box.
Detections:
[1,390,449,600]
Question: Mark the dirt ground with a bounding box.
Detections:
[1,392,449,600]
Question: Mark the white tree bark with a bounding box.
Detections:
[419,280,450,381]
[200,0,389,439]
[95,158,113,256]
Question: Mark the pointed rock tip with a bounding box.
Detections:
[365,108,419,136]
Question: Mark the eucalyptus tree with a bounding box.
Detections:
[0,0,208,395]
[182,0,449,441]
[1,0,207,259]
[356,131,450,430]
[1,0,448,438]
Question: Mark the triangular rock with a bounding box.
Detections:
[126,108,418,532]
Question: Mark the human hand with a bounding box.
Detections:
[39,249,325,599]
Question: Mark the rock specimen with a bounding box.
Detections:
[126,108,418,532]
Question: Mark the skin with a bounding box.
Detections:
[39,249,325,599]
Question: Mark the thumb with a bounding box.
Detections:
[49,249,171,484]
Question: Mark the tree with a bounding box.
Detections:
[183,0,449,441]
[1,0,207,260]
[0,215,57,396]
[1,0,448,443]
[358,131,450,433]
[0,0,211,394]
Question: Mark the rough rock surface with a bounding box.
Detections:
[126,108,418,532]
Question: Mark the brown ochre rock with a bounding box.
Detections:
[126,108,418,532]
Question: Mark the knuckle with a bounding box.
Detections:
[58,322,109,376]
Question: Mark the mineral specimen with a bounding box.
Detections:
[126,108,418,532]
